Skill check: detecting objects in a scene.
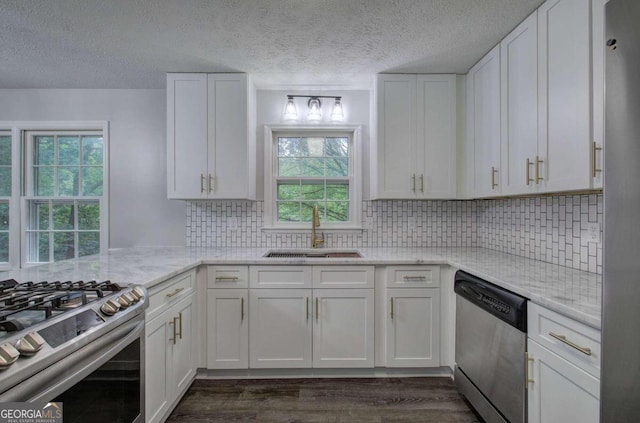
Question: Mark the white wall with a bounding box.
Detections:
[255,89,372,199]
[0,89,185,248]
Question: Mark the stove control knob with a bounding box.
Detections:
[117,294,132,308]
[130,287,145,302]
[0,342,20,369]
[100,299,121,316]
[15,332,45,356]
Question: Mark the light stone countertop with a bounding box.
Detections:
[0,246,602,329]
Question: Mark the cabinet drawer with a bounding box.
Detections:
[147,270,195,320]
[528,303,601,378]
[312,266,374,289]
[207,265,249,288]
[385,266,441,288]
[249,266,312,288]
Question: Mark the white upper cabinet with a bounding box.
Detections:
[591,0,608,189]
[373,74,457,199]
[167,73,208,199]
[467,46,501,198]
[500,12,539,196]
[167,73,256,200]
[537,0,591,192]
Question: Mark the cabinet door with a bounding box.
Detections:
[538,0,591,192]
[500,12,539,195]
[469,46,501,197]
[416,75,457,198]
[528,340,600,423]
[386,288,441,367]
[207,289,248,369]
[249,289,312,368]
[167,73,208,199]
[312,289,374,368]
[169,295,196,399]
[207,74,253,199]
[145,313,171,423]
[591,0,608,189]
[375,74,418,198]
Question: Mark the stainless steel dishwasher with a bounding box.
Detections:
[454,270,528,423]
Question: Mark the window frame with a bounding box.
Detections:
[11,121,109,268]
[0,128,18,270]
[263,125,362,231]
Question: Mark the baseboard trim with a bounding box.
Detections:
[196,366,453,380]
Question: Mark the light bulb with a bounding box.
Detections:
[307,97,322,120]
[283,96,298,120]
[331,98,344,121]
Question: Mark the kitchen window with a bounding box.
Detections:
[22,127,108,265]
[0,132,11,267]
[264,126,362,230]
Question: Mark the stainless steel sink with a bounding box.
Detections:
[264,249,362,258]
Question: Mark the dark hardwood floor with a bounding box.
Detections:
[166,377,482,422]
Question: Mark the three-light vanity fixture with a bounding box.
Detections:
[283,95,344,121]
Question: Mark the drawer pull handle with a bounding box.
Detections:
[166,287,185,298]
[216,276,240,281]
[306,297,309,320]
[403,276,427,281]
[176,312,183,339]
[241,298,245,321]
[592,141,603,178]
[315,297,319,321]
[169,318,177,345]
[549,332,592,356]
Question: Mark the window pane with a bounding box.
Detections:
[53,232,75,261]
[278,138,301,157]
[58,167,79,196]
[36,202,50,230]
[277,202,300,222]
[325,138,349,157]
[0,136,11,166]
[82,137,103,165]
[277,183,300,200]
[326,158,348,177]
[0,203,8,230]
[58,136,80,165]
[303,138,324,156]
[326,201,349,222]
[79,232,100,257]
[34,167,55,196]
[300,158,324,176]
[278,158,300,177]
[81,167,103,196]
[326,184,348,200]
[78,202,100,230]
[53,203,74,230]
[300,202,316,222]
[0,232,8,263]
[34,136,54,166]
[35,232,50,262]
[0,167,10,196]
[301,183,324,200]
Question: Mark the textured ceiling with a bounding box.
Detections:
[0,0,544,89]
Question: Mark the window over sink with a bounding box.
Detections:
[264,126,362,231]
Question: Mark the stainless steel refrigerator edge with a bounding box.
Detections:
[602,0,640,420]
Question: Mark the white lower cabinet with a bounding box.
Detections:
[312,289,374,368]
[386,288,440,367]
[207,289,248,369]
[249,289,312,368]
[527,340,600,423]
[527,303,601,423]
[145,290,196,423]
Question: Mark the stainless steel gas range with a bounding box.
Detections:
[0,279,148,423]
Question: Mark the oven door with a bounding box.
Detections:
[0,315,145,423]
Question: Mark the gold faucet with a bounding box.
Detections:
[311,205,324,248]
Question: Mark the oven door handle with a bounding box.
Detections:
[0,316,145,403]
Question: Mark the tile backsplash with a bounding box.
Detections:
[186,193,603,274]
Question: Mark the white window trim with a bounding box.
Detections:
[263,124,362,232]
[0,121,109,269]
